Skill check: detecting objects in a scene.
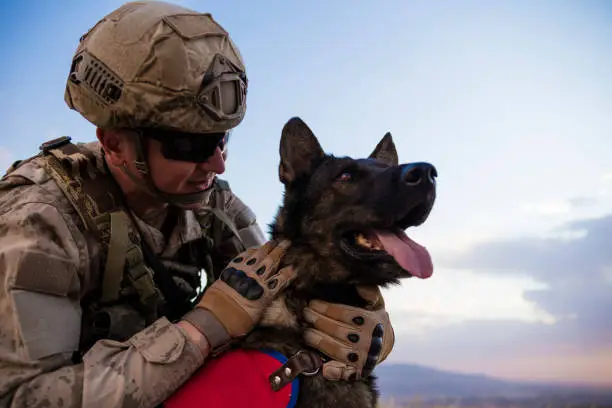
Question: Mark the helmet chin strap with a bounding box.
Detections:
[120,133,215,208]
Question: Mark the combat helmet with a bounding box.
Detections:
[64,1,247,206]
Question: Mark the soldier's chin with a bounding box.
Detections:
[169,189,213,210]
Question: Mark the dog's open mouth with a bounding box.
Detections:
[339,203,434,279]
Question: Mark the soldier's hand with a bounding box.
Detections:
[302,285,394,381]
[182,239,297,353]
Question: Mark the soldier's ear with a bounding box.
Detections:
[279,117,325,185]
[97,128,132,167]
[369,132,398,166]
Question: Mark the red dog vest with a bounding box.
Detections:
[164,349,299,408]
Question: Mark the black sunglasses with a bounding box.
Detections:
[142,129,231,163]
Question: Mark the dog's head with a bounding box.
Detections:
[271,117,437,287]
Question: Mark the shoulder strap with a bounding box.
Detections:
[214,179,245,246]
[214,178,231,191]
[40,137,164,313]
[198,178,246,251]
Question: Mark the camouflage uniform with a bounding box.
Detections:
[0,1,399,406]
[0,0,270,404]
[0,139,264,407]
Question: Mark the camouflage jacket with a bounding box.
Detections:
[0,140,265,407]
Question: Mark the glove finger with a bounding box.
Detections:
[355,285,385,309]
[255,239,283,256]
[320,360,359,381]
[253,240,291,279]
[261,238,290,261]
[239,239,283,267]
[304,308,386,378]
[379,320,395,363]
[307,299,374,327]
[265,265,297,296]
[228,246,258,266]
[303,307,360,346]
[303,328,362,367]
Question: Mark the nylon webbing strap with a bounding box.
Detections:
[125,244,162,311]
[41,141,163,313]
[43,148,99,233]
[211,207,244,248]
[197,206,246,253]
[100,211,130,303]
[139,238,193,321]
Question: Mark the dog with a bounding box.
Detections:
[233,116,438,408]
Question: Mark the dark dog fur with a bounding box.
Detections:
[237,117,437,408]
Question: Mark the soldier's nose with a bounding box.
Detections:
[199,147,226,175]
[400,162,437,186]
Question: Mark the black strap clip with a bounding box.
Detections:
[39,136,72,153]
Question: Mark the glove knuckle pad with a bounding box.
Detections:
[221,266,266,301]
[244,281,264,300]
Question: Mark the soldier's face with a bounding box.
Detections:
[146,138,226,194]
[99,128,227,198]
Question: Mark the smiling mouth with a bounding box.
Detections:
[338,202,434,279]
[188,177,214,190]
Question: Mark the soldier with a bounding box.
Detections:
[0,2,396,407]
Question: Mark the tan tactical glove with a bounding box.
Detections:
[182,239,297,354]
[303,286,395,381]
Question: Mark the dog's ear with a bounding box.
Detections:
[369,132,398,166]
[279,117,325,184]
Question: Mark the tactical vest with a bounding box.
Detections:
[2,136,250,354]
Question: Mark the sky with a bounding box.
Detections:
[1,0,611,386]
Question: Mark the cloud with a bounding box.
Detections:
[384,213,612,383]
[517,175,611,231]
[383,213,612,382]
[568,196,599,208]
[439,214,610,271]
[383,268,556,336]
[521,195,600,217]
[521,200,572,216]
[433,213,612,349]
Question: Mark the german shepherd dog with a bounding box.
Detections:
[237,117,437,408]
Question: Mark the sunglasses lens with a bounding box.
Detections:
[144,129,230,163]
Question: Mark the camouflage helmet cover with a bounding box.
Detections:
[65,1,248,134]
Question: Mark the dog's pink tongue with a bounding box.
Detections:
[375,231,433,278]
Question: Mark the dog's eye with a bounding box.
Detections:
[337,172,353,182]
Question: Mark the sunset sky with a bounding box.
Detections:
[1,0,611,385]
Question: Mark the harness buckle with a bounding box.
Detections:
[268,349,323,392]
[40,136,72,153]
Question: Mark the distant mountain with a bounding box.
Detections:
[374,363,612,403]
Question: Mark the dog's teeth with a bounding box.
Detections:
[356,233,371,248]
[355,233,383,250]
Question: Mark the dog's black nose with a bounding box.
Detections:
[401,162,437,186]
